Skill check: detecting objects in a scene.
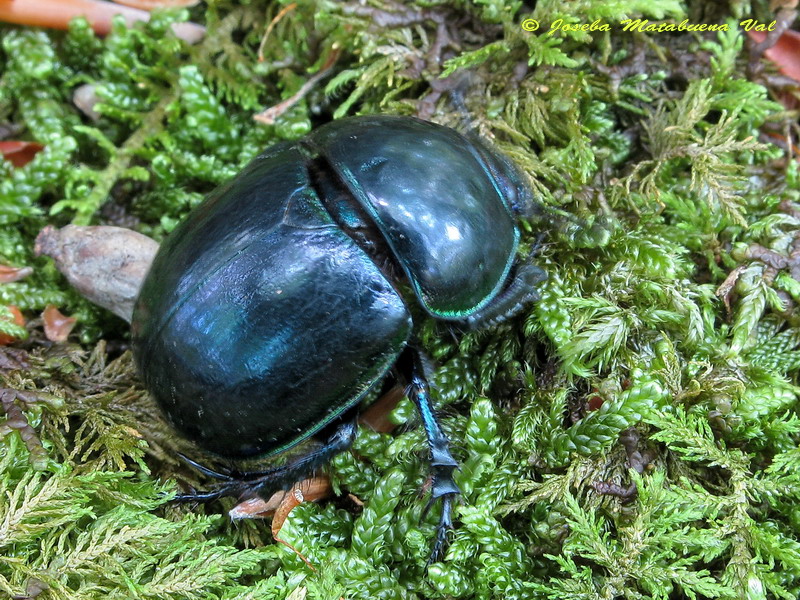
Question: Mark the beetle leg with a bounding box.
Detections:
[244,418,357,499]
[401,349,460,563]
[175,419,358,504]
[176,452,236,481]
[175,484,244,503]
[464,259,547,329]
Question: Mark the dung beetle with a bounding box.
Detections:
[131,115,546,560]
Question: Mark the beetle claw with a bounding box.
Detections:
[426,493,456,566]
[176,452,236,481]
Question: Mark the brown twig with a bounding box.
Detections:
[1,389,48,470]
[253,46,341,125]
[258,2,298,62]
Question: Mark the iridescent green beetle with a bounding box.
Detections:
[131,115,546,559]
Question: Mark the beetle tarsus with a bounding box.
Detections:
[401,348,461,564]
[427,494,454,565]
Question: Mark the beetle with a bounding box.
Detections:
[130,115,546,560]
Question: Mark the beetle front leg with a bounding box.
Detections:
[400,348,460,563]
[464,259,547,329]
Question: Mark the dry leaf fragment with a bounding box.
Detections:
[229,475,332,520]
[230,476,331,570]
[73,84,102,121]
[750,28,800,82]
[35,225,158,322]
[0,264,33,283]
[11,577,49,600]
[42,305,77,343]
[359,384,404,433]
[113,0,199,9]
[0,0,205,43]
[0,306,25,346]
[0,141,44,167]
